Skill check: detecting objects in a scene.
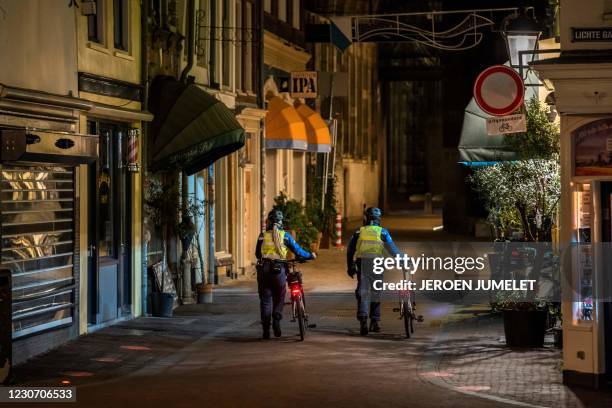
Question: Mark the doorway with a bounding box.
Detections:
[87,120,132,325]
[599,181,612,376]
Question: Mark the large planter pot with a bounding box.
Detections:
[151,292,174,317]
[502,309,547,347]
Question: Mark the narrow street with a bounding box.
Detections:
[11,214,612,408]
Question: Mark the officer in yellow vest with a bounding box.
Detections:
[255,210,316,339]
[347,207,401,335]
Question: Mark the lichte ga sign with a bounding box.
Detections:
[290,71,318,98]
[572,27,612,42]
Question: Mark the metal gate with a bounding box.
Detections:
[0,165,75,339]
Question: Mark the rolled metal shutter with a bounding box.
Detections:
[0,165,75,339]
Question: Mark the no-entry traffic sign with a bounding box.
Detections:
[473,65,524,117]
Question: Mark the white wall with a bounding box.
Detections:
[561,0,610,51]
[0,0,77,95]
[338,160,380,221]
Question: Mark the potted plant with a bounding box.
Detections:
[492,291,548,347]
[144,174,180,316]
[305,166,338,249]
[471,99,562,346]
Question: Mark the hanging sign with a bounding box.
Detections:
[473,65,524,117]
[290,71,318,98]
[486,114,527,135]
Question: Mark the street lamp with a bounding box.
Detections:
[503,7,542,69]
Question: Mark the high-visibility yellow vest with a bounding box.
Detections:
[261,229,288,260]
[355,225,384,258]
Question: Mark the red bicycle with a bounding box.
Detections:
[394,269,423,338]
[284,259,309,341]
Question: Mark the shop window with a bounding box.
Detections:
[214,158,229,252]
[113,0,129,51]
[573,183,593,322]
[88,120,129,259]
[98,128,115,258]
[87,0,105,44]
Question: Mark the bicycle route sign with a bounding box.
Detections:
[486,113,526,135]
[473,65,524,117]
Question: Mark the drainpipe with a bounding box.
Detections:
[141,0,150,316]
[180,0,196,304]
[258,0,266,230]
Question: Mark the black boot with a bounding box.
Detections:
[360,319,368,336]
[369,320,381,333]
[272,316,282,338]
[262,321,271,339]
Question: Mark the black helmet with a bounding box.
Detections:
[364,207,382,225]
[267,210,283,228]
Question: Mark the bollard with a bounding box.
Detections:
[335,213,343,248]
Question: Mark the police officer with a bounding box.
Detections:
[346,207,401,335]
[256,210,316,339]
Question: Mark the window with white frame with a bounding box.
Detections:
[235,0,242,91]
[292,0,300,29]
[113,0,129,51]
[87,0,105,44]
[244,1,253,92]
[222,0,231,87]
[197,0,210,67]
[278,0,287,21]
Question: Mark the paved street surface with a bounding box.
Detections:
[10,213,612,407]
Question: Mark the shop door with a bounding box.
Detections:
[0,165,76,338]
[600,182,612,375]
[87,121,131,324]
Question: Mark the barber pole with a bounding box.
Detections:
[127,128,140,172]
[335,213,343,248]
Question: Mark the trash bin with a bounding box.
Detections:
[0,268,11,384]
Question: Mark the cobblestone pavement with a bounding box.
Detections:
[9,215,612,407]
[419,310,612,408]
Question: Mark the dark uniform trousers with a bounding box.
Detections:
[355,258,381,322]
[257,261,287,324]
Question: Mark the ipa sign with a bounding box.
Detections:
[486,114,526,135]
[290,71,318,98]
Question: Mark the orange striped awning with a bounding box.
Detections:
[295,104,332,153]
[265,96,307,150]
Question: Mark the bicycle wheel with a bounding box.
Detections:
[402,300,412,339]
[297,297,306,341]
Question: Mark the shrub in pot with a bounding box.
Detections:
[492,291,548,348]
